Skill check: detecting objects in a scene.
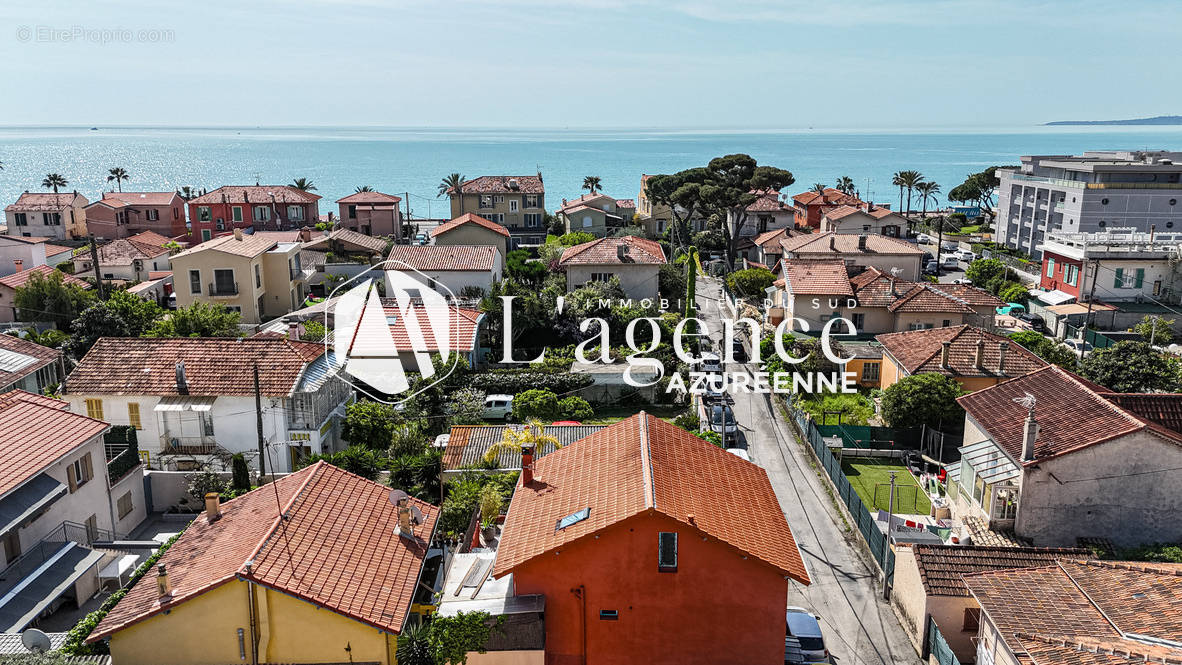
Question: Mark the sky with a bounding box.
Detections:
[0,0,1178,129]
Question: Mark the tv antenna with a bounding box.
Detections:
[1012,392,1037,415]
[21,629,52,654]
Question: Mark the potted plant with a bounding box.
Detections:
[478,484,502,542]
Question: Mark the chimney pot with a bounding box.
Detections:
[998,341,1009,373]
[521,443,535,486]
[13,259,22,271]
[975,338,986,369]
[156,563,172,598]
[233,228,243,241]
[175,361,189,395]
[395,498,413,536]
[205,492,221,522]
[940,341,951,368]
[858,233,868,251]
[1022,412,1039,462]
[288,322,300,341]
[829,235,836,251]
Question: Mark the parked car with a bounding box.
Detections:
[953,249,976,262]
[710,404,738,442]
[941,240,959,251]
[786,607,829,664]
[923,260,940,276]
[915,233,934,244]
[700,352,723,374]
[482,394,514,420]
[414,232,428,245]
[1016,312,1047,332]
[941,255,960,269]
[730,338,749,363]
[1063,338,1094,355]
[996,302,1027,316]
[702,381,727,405]
[726,447,751,462]
[951,277,973,285]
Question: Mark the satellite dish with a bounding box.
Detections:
[388,489,409,507]
[410,505,424,525]
[22,628,52,654]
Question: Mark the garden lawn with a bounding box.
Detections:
[842,457,931,515]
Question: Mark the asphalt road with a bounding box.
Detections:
[695,276,919,665]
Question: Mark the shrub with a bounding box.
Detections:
[470,370,594,396]
[695,430,724,447]
[439,471,518,538]
[513,389,560,421]
[880,373,965,429]
[672,409,699,432]
[231,454,251,491]
[725,268,775,298]
[186,469,227,505]
[387,449,443,502]
[479,484,503,528]
[342,400,400,449]
[998,282,1029,303]
[299,445,385,480]
[558,396,594,421]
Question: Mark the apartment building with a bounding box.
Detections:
[187,185,321,244]
[168,229,314,324]
[447,175,546,247]
[727,188,795,239]
[4,192,89,240]
[336,190,403,237]
[996,150,1182,258]
[84,191,187,239]
[63,337,352,474]
[820,203,907,237]
[1037,228,1182,304]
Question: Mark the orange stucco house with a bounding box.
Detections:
[491,413,810,665]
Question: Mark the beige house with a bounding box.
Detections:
[448,175,546,247]
[5,192,89,240]
[558,236,666,300]
[558,192,637,237]
[820,203,906,237]
[169,229,314,324]
[891,544,1084,663]
[726,188,794,239]
[385,245,503,297]
[950,365,1182,548]
[779,232,924,281]
[72,230,172,282]
[430,213,511,258]
[637,174,708,238]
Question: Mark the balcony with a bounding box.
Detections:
[160,434,223,456]
[290,266,315,281]
[208,281,238,297]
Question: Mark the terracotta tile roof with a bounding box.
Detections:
[188,185,321,205]
[127,230,174,247]
[0,265,91,290]
[442,424,607,471]
[5,192,85,212]
[385,245,497,272]
[308,228,389,255]
[345,299,485,354]
[171,232,278,259]
[868,207,903,220]
[1101,394,1182,435]
[1016,633,1182,665]
[876,325,1047,379]
[615,199,636,209]
[147,270,172,279]
[964,515,1030,547]
[450,175,544,195]
[0,332,61,388]
[95,191,179,207]
[41,244,74,257]
[746,260,770,271]
[779,259,853,296]
[910,544,1086,597]
[888,284,976,314]
[492,413,810,583]
[89,461,439,641]
[64,337,326,397]
[746,189,791,213]
[822,205,865,221]
[558,236,666,266]
[848,268,974,313]
[559,193,615,212]
[430,213,511,239]
[780,232,923,256]
[753,228,790,248]
[929,283,1005,308]
[957,365,1182,464]
[87,237,170,267]
[792,188,863,207]
[0,391,108,497]
[336,191,402,204]
[562,204,622,219]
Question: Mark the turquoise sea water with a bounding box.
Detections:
[1,126,1180,218]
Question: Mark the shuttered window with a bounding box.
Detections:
[1134,268,1145,289]
[128,403,141,430]
[84,398,104,420]
[1114,268,1124,288]
[658,532,678,572]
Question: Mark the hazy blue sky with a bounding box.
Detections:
[0,0,1176,128]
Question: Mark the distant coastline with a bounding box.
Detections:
[1046,115,1182,126]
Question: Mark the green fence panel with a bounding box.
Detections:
[928,619,963,665]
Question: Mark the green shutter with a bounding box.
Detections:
[1114,268,1124,288]
[1135,268,1145,288]
[1046,258,1055,278]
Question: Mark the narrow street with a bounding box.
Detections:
[695,276,918,665]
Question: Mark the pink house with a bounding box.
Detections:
[84,192,188,240]
[336,191,403,237]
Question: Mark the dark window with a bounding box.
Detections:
[1101,198,1109,205]
[1168,222,1175,229]
[599,610,618,621]
[1099,221,1107,228]
[348,205,357,219]
[1170,199,1177,206]
[963,607,981,632]
[658,532,678,572]
[189,269,201,295]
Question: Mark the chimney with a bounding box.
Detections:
[940,341,951,369]
[205,492,221,522]
[298,226,311,242]
[829,235,836,251]
[395,498,412,535]
[233,228,243,241]
[975,338,986,369]
[998,341,1009,374]
[1150,224,1156,244]
[521,443,535,486]
[617,243,629,261]
[858,234,868,251]
[890,276,898,296]
[175,361,189,395]
[156,563,172,598]
[13,259,22,272]
[1022,409,1039,462]
[288,322,300,341]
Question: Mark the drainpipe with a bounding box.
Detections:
[244,563,259,665]
[571,585,586,665]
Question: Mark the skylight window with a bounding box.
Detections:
[556,507,590,531]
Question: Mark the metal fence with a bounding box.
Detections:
[815,422,924,450]
[1063,323,1117,349]
[928,618,963,665]
[787,401,894,584]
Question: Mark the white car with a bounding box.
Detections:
[699,352,723,374]
[951,277,974,285]
[482,394,514,420]
[915,233,934,244]
[1063,338,1093,356]
[953,249,976,262]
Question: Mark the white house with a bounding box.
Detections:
[384,244,503,298]
[0,390,147,633]
[727,189,794,239]
[4,192,89,241]
[820,203,906,237]
[0,236,48,278]
[62,337,352,474]
[71,231,173,282]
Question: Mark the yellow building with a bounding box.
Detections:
[88,462,440,665]
[447,175,546,247]
[874,325,1048,392]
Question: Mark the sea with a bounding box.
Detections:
[1,125,1181,219]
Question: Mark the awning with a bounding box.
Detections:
[0,542,105,632]
[1034,289,1075,306]
[959,439,1020,484]
[0,474,67,536]
[154,395,215,412]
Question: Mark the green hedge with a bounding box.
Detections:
[470,370,594,395]
[62,528,188,654]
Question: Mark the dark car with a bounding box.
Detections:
[731,339,749,363]
[1016,312,1046,332]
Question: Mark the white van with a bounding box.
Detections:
[482,394,514,420]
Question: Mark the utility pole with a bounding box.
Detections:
[254,364,266,484]
[1150,315,1160,346]
[88,234,106,299]
[405,192,412,244]
[1081,259,1101,359]
[882,470,897,599]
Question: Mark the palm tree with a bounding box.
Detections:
[892,171,906,213]
[438,173,465,214]
[42,173,68,194]
[177,186,197,201]
[835,176,855,196]
[582,176,602,194]
[354,185,374,193]
[895,170,925,232]
[107,167,129,192]
[915,181,942,218]
[290,177,317,192]
[811,183,826,193]
[483,420,562,465]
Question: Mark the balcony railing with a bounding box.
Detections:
[208,281,238,296]
[160,434,222,456]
